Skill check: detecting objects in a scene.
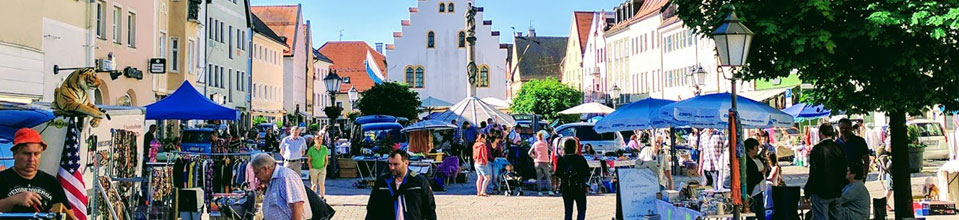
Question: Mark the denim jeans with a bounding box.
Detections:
[810,194,839,220]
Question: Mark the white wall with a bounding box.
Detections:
[582,12,610,103]
[41,18,89,102]
[386,0,508,104]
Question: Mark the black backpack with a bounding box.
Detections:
[304,186,336,220]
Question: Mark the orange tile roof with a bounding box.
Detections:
[573,11,595,53]
[606,0,670,34]
[251,5,301,56]
[317,41,387,93]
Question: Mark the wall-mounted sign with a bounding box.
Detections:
[149,58,166,74]
[124,67,143,80]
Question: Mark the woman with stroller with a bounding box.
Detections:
[555,138,590,220]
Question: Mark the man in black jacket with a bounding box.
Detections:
[838,118,870,176]
[745,138,767,219]
[366,149,437,220]
[805,123,847,220]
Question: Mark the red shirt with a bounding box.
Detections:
[473,142,490,165]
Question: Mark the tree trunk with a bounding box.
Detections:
[890,111,914,219]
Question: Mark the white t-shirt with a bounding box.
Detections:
[281,136,306,160]
[751,157,767,196]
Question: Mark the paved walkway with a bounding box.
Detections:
[323,174,617,220]
[320,160,953,219]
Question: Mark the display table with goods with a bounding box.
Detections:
[350,152,441,189]
[616,166,740,220]
[584,155,636,194]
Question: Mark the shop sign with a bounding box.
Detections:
[149,58,166,74]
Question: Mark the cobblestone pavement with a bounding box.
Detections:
[321,160,952,219]
[323,175,617,220]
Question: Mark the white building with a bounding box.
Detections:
[252,5,312,118]
[580,11,615,103]
[605,0,750,102]
[386,0,509,104]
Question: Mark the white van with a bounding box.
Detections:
[908,119,949,160]
[553,122,625,154]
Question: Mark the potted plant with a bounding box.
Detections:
[907,125,926,173]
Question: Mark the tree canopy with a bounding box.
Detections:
[672,1,959,218]
[510,77,583,121]
[355,82,421,120]
[672,0,959,115]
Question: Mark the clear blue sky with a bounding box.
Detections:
[250,0,622,47]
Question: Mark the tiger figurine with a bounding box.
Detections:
[52,68,107,128]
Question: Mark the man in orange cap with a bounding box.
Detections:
[0,128,69,214]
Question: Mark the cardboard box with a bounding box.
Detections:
[340,168,358,178]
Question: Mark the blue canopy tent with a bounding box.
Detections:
[657,93,794,129]
[144,81,237,120]
[594,98,677,133]
[355,115,398,124]
[781,103,831,120]
[0,101,55,167]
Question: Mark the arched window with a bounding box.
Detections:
[414,67,424,88]
[427,31,435,48]
[439,3,445,12]
[117,94,132,106]
[405,67,415,85]
[448,3,454,12]
[479,66,489,87]
[458,31,466,47]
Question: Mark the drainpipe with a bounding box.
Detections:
[86,0,94,67]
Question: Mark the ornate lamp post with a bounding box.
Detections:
[323,69,343,126]
[687,66,708,96]
[711,8,753,218]
[609,85,622,108]
[348,86,359,110]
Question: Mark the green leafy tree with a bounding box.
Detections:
[510,78,583,121]
[672,1,959,217]
[355,82,421,120]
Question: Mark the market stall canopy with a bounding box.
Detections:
[144,81,238,120]
[781,103,831,119]
[0,101,54,140]
[401,120,457,132]
[421,96,453,108]
[430,97,515,126]
[657,93,794,129]
[558,102,615,115]
[594,98,676,133]
[480,97,510,108]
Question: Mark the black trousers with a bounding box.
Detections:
[748,193,765,220]
[562,189,587,220]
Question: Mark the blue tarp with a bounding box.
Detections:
[144,81,237,120]
[356,115,397,124]
[0,102,54,168]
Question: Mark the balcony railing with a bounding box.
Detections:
[187,0,201,21]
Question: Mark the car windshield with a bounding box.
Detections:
[575,126,615,141]
[183,132,212,143]
[912,123,944,137]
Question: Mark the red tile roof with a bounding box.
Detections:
[573,11,595,53]
[317,41,387,93]
[251,5,301,56]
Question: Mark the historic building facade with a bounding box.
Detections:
[386,0,509,104]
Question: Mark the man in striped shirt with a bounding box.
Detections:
[698,128,727,189]
[252,153,312,220]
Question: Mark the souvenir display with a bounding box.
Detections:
[112,129,139,197]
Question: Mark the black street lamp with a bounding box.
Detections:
[323,69,342,125]
[610,85,621,108]
[348,86,359,109]
[711,8,753,218]
[687,66,708,96]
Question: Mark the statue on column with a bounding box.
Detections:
[465,2,479,94]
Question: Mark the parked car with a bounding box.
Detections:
[908,119,949,160]
[181,128,215,153]
[199,123,229,135]
[553,122,624,154]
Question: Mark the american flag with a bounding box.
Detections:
[57,118,88,220]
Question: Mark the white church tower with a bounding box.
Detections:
[386,0,509,105]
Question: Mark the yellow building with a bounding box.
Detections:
[0,0,90,103]
[157,0,204,97]
[251,13,286,122]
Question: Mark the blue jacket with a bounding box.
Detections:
[464,127,479,144]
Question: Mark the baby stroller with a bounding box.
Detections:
[500,171,523,196]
